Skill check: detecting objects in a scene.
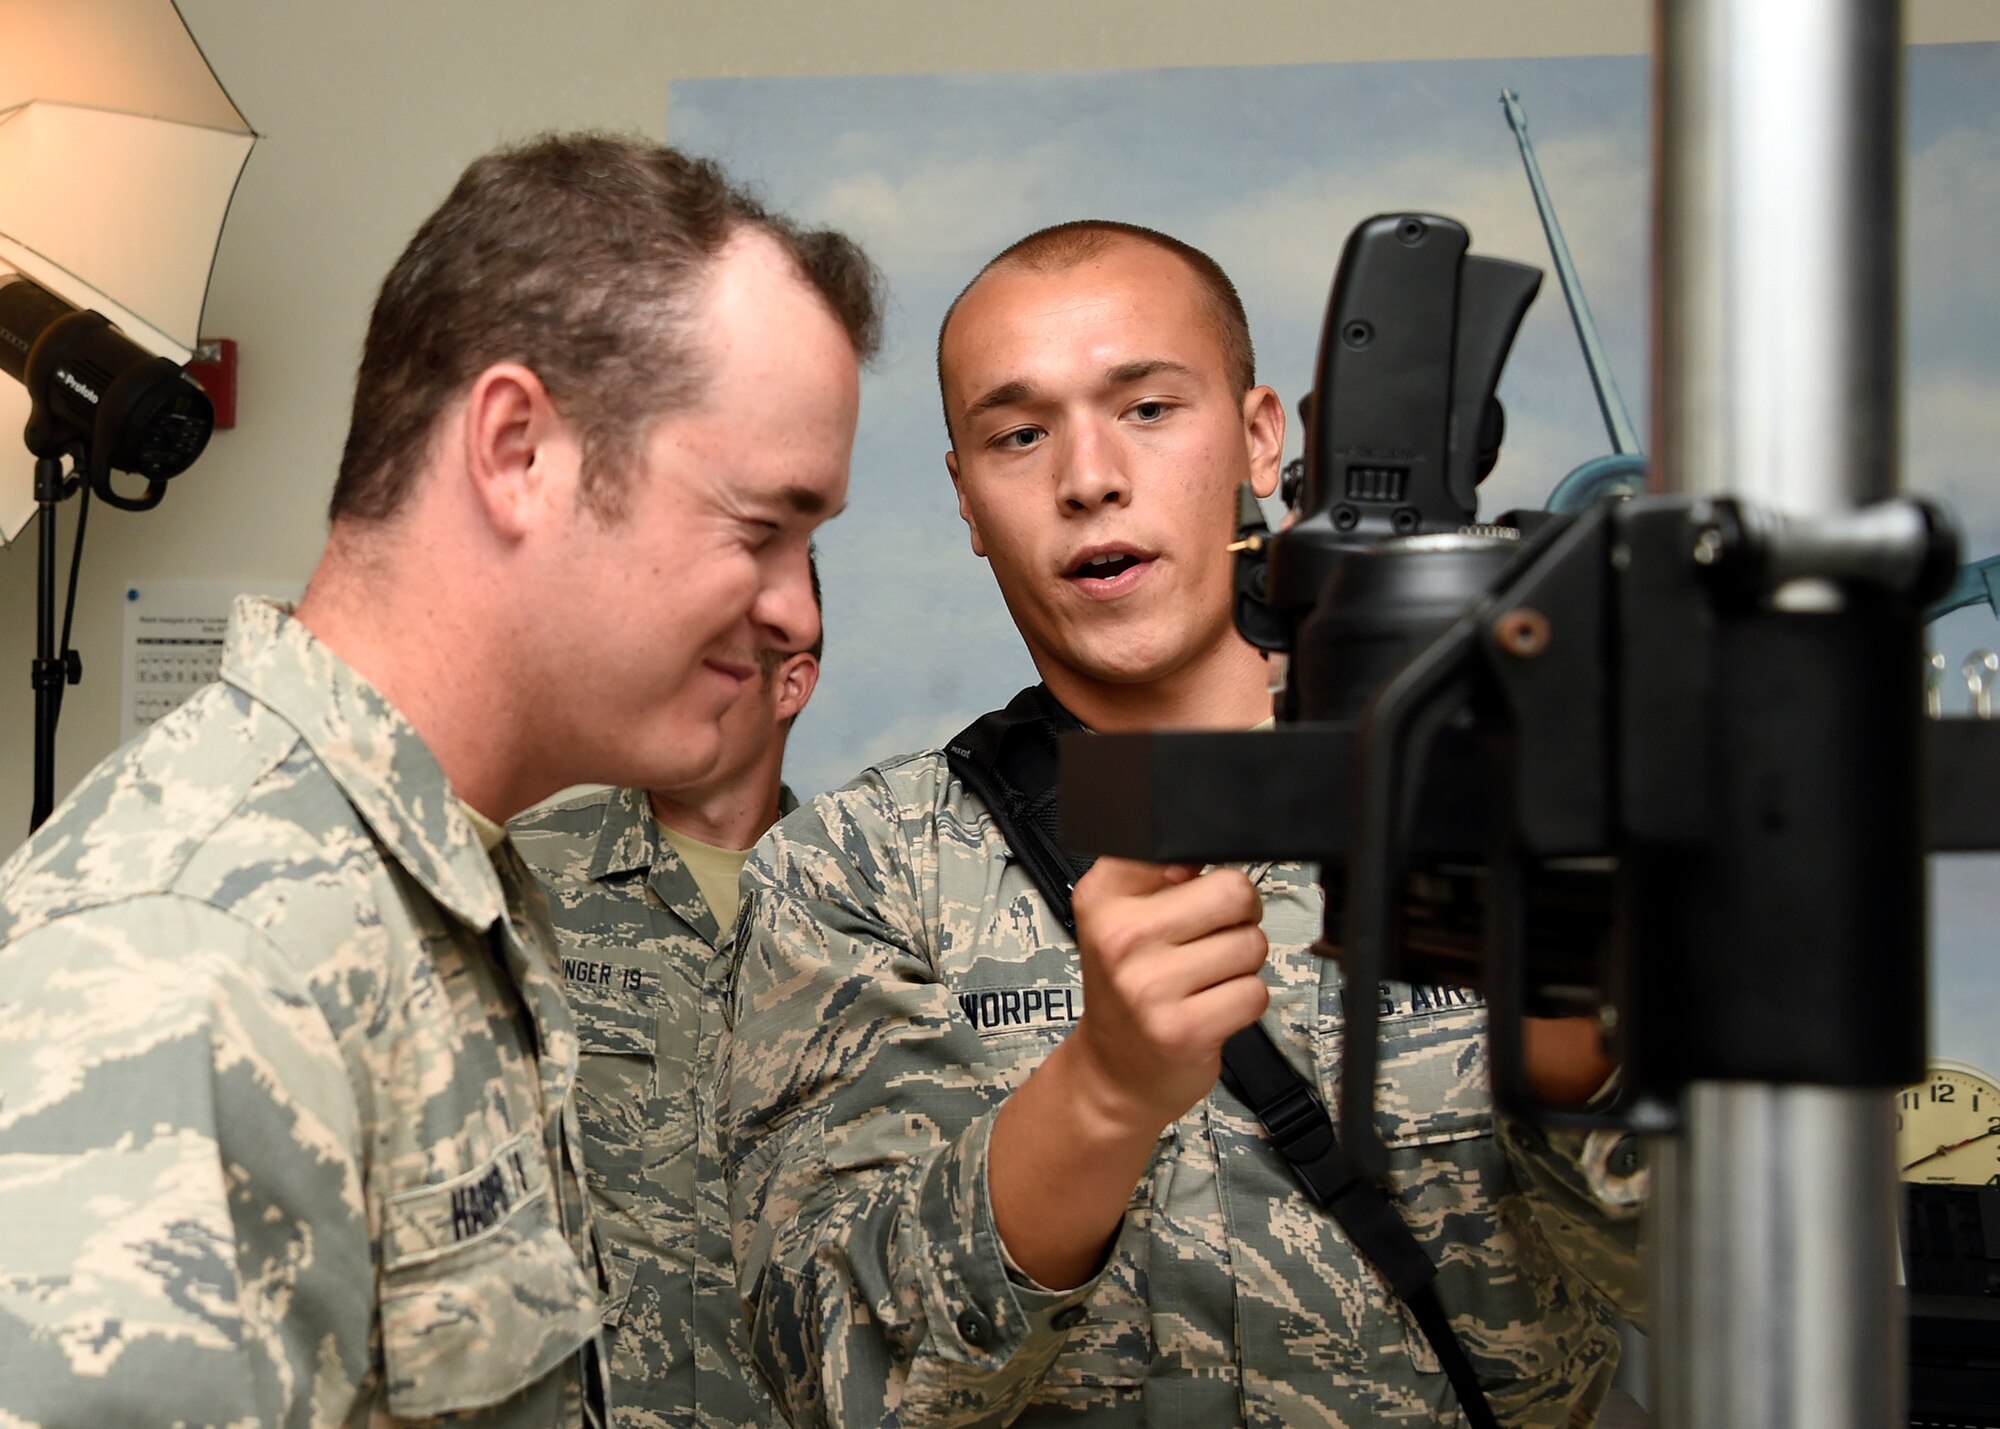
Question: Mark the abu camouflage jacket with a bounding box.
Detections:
[513,783,798,1427]
[722,742,1645,1428]
[0,597,607,1428]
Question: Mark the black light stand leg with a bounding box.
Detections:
[30,454,70,834]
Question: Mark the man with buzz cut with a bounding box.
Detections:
[0,133,878,1428]
[722,220,1644,1428]
[511,548,826,1429]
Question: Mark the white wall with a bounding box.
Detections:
[1,0,1993,837]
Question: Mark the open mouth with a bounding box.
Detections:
[1070,551,1145,583]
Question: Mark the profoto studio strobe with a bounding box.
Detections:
[0,271,214,832]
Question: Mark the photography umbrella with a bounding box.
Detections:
[0,0,255,541]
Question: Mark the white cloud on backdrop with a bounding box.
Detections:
[674,47,1999,1070]
[815,144,1077,282]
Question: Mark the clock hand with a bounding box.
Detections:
[1900,1125,2000,1173]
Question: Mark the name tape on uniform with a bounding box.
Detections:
[958,983,1083,1036]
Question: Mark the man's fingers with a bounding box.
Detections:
[1173,972,1272,1048]
[1077,855,1200,900]
[1080,865,1262,958]
[1127,923,1270,1005]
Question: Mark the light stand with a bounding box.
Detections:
[30,453,84,830]
[2,272,215,834]
[1650,3,1907,1422]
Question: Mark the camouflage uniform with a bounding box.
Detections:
[723,737,1647,1428]
[512,785,799,1427]
[0,597,608,1429]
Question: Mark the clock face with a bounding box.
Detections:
[1896,1061,2000,1185]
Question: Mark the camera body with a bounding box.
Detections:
[1062,213,1950,1172]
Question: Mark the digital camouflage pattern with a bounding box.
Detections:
[0,597,607,1429]
[513,784,798,1428]
[723,735,1647,1428]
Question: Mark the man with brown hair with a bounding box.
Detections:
[0,132,878,1428]
[724,220,1640,1427]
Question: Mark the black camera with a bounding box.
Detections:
[1062,212,1950,1174]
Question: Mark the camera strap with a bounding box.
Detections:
[946,685,1500,1429]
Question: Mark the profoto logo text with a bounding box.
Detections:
[55,368,100,405]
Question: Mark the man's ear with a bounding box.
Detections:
[460,362,576,539]
[774,651,819,723]
[1241,384,1286,500]
[946,449,987,558]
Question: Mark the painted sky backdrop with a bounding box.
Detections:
[672,45,1999,1072]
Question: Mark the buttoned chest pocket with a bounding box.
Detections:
[563,954,676,1196]
[378,1133,602,1417]
[1319,980,1494,1148]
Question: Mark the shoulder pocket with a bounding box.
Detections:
[380,1133,602,1416]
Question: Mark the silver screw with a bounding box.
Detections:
[1926,651,1947,718]
[1963,651,2000,718]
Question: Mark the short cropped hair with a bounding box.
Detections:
[936,220,1256,442]
[332,132,883,523]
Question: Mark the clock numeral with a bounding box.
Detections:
[1989,1115,2000,1136]
[1900,1090,1922,1109]
[1932,1083,1956,1104]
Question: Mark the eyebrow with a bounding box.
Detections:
[962,379,1036,424]
[777,485,842,518]
[959,358,1200,426]
[1104,358,1197,387]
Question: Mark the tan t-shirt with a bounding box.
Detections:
[658,822,752,939]
[459,800,507,853]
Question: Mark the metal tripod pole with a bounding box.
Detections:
[31,454,68,834]
[1651,1,1906,1425]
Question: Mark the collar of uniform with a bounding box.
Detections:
[572,787,719,940]
[219,596,503,930]
[585,784,660,882]
[593,781,801,946]
[589,780,800,881]
[648,823,724,944]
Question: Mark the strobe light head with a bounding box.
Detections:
[0,271,214,510]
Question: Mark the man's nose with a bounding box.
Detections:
[1054,423,1131,512]
[754,550,821,653]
